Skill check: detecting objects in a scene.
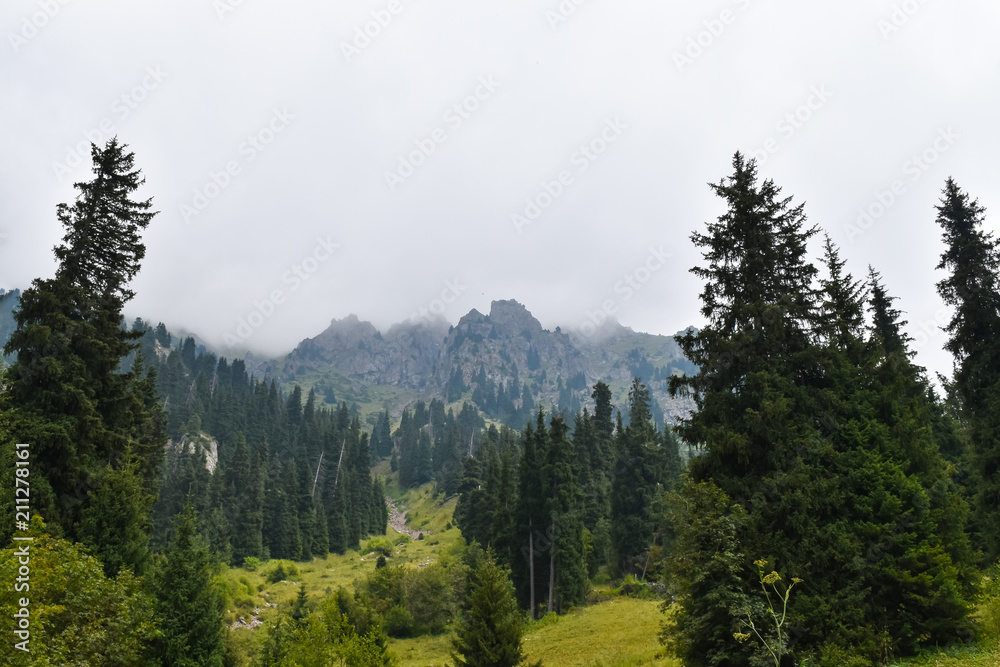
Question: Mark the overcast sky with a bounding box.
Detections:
[2,0,998,381]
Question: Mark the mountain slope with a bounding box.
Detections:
[282,299,695,427]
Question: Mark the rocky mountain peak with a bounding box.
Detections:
[488,299,543,337]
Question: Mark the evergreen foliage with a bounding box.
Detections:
[665,155,976,664]
[451,550,534,667]
[0,140,165,572]
[148,503,225,667]
[935,177,1000,560]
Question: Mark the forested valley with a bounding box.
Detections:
[2,142,1000,667]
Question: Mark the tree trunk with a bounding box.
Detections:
[547,519,556,614]
[528,518,536,619]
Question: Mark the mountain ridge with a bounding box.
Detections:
[0,290,697,427]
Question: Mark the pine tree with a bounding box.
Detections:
[664,155,976,663]
[454,455,490,547]
[514,412,548,617]
[78,454,155,577]
[544,414,587,612]
[451,551,533,667]
[934,177,1000,559]
[416,429,434,485]
[1,138,164,547]
[610,379,659,576]
[149,503,224,667]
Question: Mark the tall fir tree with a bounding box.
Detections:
[451,550,535,667]
[1,139,165,553]
[149,503,224,667]
[610,379,659,576]
[665,155,974,664]
[934,177,1000,559]
[544,414,587,612]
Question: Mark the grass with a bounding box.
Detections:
[889,644,1000,667]
[219,466,462,663]
[218,465,1000,667]
[391,598,678,667]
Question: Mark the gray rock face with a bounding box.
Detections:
[284,314,449,387]
[280,299,697,424]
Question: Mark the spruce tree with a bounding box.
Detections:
[451,551,533,667]
[514,417,546,616]
[544,414,587,612]
[665,155,976,663]
[149,503,224,667]
[78,454,155,578]
[610,379,658,576]
[1,138,164,547]
[934,177,1000,559]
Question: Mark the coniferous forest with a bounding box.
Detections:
[2,141,1000,667]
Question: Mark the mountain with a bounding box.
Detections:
[282,299,696,428]
[0,288,20,362]
[0,290,696,428]
[284,314,449,388]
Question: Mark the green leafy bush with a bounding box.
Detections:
[366,538,394,557]
[384,604,416,638]
[266,562,299,584]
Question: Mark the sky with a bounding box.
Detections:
[2,0,998,382]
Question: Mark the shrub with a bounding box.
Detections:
[613,574,655,599]
[367,538,394,557]
[234,596,255,611]
[977,560,1000,647]
[404,563,454,634]
[243,556,261,572]
[384,604,416,638]
[266,562,299,584]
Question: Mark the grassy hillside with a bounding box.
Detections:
[217,466,1000,666]
[393,597,679,667]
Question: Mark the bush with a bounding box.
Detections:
[367,538,394,557]
[266,562,299,584]
[384,604,416,638]
[234,596,255,611]
[243,556,261,572]
[977,560,1000,647]
[613,574,656,599]
[357,565,406,615]
[404,563,454,634]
